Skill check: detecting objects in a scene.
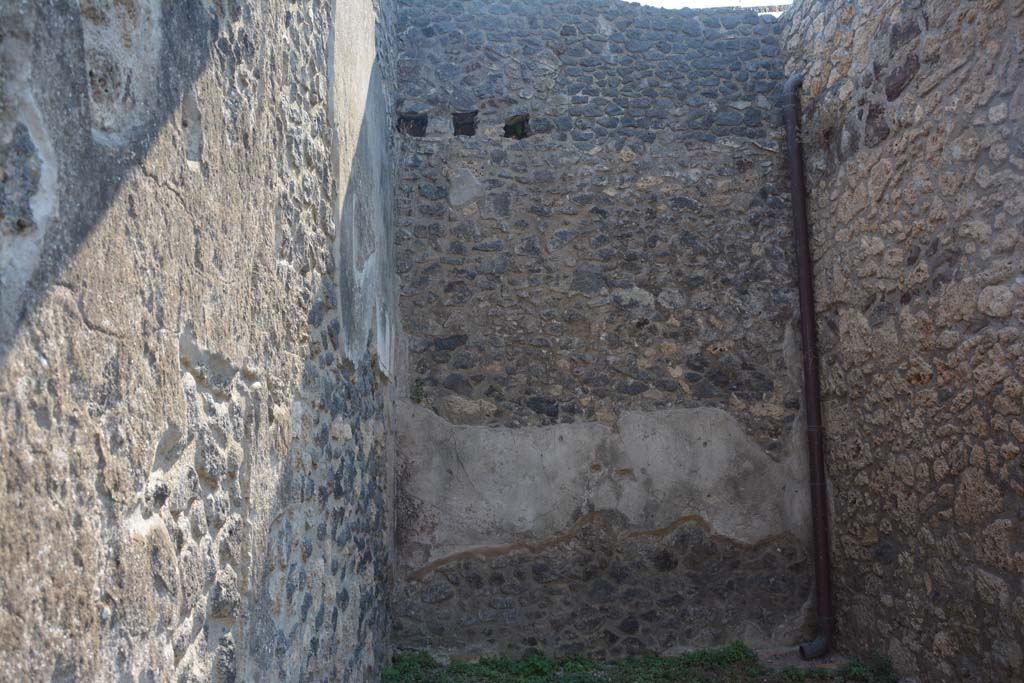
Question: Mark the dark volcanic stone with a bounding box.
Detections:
[525,396,559,417]
[571,266,606,293]
[884,53,919,101]
[435,334,468,351]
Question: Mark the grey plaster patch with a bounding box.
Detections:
[332,19,398,376]
[448,167,484,207]
[0,14,59,343]
[396,401,809,568]
[80,0,164,146]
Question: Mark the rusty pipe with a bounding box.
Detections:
[782,73,833,660]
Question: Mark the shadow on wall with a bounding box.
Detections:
[332,48,399,378]
[0,0,215,361]
[240,21,399,683]
[0,1,398,681]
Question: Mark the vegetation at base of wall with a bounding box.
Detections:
[383,642,899,683]
[411,377,426,403]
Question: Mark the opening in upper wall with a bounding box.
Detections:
[453,111,478,137]
[397,113,428,137]
[624,0,791,13]
[503,114,531,140]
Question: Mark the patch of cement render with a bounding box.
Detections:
[0,13,58,344]
[331,9,397,376]
[397,400,811,569]
[80,0,164,146]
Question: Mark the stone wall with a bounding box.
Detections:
[0,1,397,681]
[394,404,811,660]
[392,0,814,660]
[782,0,1024,680]
[9,0,1017,676]
[395,0,797,444]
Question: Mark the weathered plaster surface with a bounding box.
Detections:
[395,402,812,659]
[0,1,398,681]
[398,401,809,566]
[783,0,1024,680]
[332,1,399,377]
[392,0,811,659]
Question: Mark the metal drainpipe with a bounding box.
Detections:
[782,73,834,660]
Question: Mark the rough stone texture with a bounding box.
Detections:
[391,0,813,661]
[783,1,1024,681]
[0,1,397,681]
[7,0,1018,677]
[395,0,800,450]
[394,401,812,659]
[396,511,811,662]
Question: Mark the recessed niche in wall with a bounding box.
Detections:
[503,113,531,139]
[397,112,428,137]
[453,111,478,136]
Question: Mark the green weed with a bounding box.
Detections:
[383,644,899,683]
[410,377,426,403]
